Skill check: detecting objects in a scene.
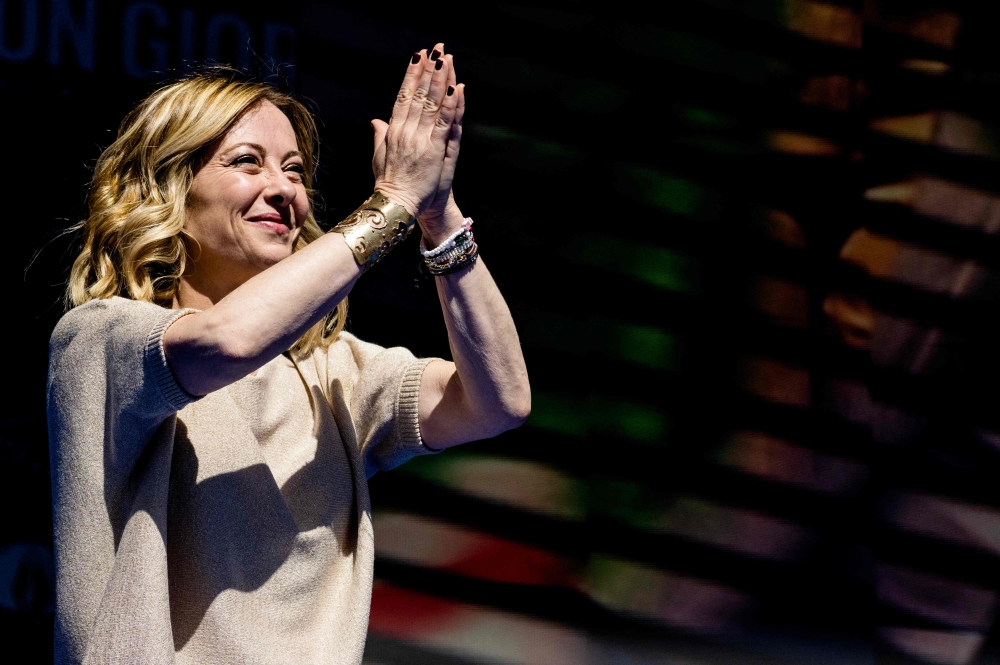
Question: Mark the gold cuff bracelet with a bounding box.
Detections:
[330,191,416,271]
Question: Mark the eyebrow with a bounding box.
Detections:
[220,142,303,161]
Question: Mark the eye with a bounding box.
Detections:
[230,154,260,167]
[284,163,306,179]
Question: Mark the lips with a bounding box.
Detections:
[247,213,292,235]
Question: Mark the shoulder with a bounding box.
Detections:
[49,297,190,375]
[48,297,199,413]
[52,297,169,347]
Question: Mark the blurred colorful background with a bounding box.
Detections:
[5,0,1000,663]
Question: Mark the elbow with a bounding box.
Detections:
[172,313,263,394]
[215,334,260,366]
[498,385,531,432]
[202,310,269,366]
[467,386,530,439]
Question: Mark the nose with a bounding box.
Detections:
[265,173,297,207]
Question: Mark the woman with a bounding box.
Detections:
[47,44,530,664]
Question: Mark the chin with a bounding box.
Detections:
[239,238,292,268]
[256,246,295,267]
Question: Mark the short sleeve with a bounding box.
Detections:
[47,297,200,481]
[333,332,441,477]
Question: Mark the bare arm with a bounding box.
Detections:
[418,253,531,449]
[164,235,360,396]
[165,46,460,396]
[371,49,530,448]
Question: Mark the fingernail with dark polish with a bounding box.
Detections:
[431,49,441,61]
[447,85,455,96]
[435,59,443,70]
[411,52,421,64]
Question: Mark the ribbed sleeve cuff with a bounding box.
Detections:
[145,308,201,412]
[396,358,440,455]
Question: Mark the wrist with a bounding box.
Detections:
[419,202,465,247]
[420,216,478,276]
[329,192,415,273]
[372,183,418,219]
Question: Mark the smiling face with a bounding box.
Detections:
[183,99,310,300]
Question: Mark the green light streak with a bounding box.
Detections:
[611,323,681,370]
[521,311,681,370]
[615,167,722,219]
[527,392,590,438]
[469,123,585,168]
[395,451,587,520]
[675,135,753,155]
[560,80,627,114]
[677,105,737,130]
[566,232,700,293]
[590,479,668,531]
[528,391,670,444]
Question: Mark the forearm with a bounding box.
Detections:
[420,257,531,447]
[165,232,361,395]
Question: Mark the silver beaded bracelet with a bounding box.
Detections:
[420,217,479,275]
[419,217,474,258]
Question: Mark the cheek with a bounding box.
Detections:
[187,176,258,236]
[294,189,310,227]
[218,175,260,215]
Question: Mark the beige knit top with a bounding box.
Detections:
[47,297,438,665]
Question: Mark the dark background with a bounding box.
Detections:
[4,1,1000,663]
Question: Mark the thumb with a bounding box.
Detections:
[371,119,389,152]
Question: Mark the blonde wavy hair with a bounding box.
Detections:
[66,69,346,354]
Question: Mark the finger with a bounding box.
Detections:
[442,85,465,173]
[432,79,461,144]
[371,119,389,178]
[371,119,389,152]
[389,50,427,134]
[435,123,462,192]
[433,85,464,196]
[447,54,457,90]
[454,82,466,128]
[406,42,444,126]
[418,53,453,134]
[439,81,466,146]
[444,59,459,143]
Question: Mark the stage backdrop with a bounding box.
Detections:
[5,1,1000,664]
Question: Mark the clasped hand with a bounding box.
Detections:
[372,42,466,246]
